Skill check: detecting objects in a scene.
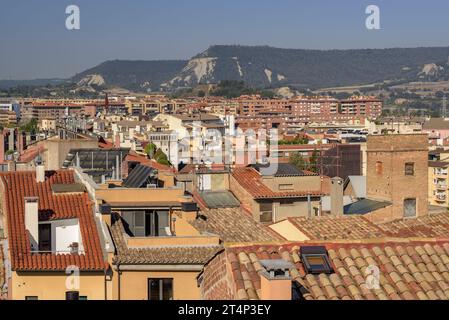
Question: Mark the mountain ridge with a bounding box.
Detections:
[4,45,449,92]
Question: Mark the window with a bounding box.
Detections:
[375,161,383,175]
[38,223,52,252]
[259,203,273,222]
[148,278,173,300]
[405,163,414,176]
[404,198,417,218]
[279,184,294,191]
[25,296,38,300]
[79,296,88,300]
[300,246,334,274]
[122,210,170,237]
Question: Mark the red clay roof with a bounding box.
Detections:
[232,167,322,199]
[125,151,173,172]
[19,144,45,163]
[202,240,449,300]
[0,170,107,272]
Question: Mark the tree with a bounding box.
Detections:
[144,142,157,158]
[289,153,306,171]
[308,149,319,173]
[20,118,37,133]
[153,148,171,166]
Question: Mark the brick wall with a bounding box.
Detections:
[230,175,259,220]
[366,134,428,222]
[200,251,234,300]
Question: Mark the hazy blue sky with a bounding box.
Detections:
[1,0,449,79]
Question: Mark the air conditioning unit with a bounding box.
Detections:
[182,202,197,212]
[99,204,111,214]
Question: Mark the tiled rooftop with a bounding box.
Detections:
[378,211,449,238]
[190,208,283,243]
[110,216,222,265]
[232,167,322,199]
[125,151,173,172]
[0,170,107,271]
[272,212,449,241]
[203,240,449,300]
[285,216,387,240]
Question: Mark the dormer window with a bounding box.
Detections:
[300,246,334,274]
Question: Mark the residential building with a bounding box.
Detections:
[428,161,449,206]
[0,168,110,300]
[76,165,222,300]
[230,164,323,222]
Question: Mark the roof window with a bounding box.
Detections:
[300,246,334,274]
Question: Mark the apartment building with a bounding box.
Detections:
[21,102,84,121]
[428,160,449,206]
[0,111,17,126]
[0,167,110,300]
[75,164,222,300]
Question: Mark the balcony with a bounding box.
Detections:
[435,193,447,202]
[436,183,447,190]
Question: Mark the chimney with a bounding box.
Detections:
[330,177,344,215]
[114,133,120,148]
[17,130,23,155]
[35,156,45,183]
[259,259,294,300]
[25,197,39,251]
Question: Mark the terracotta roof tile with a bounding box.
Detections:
[232,167,322,199]
[110,216,222,265]
[0,170,106,271]
[201,240,449,300]
[378,211,449,237]
[189,207,282,243]
[285,215,387,240]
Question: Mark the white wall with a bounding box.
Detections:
[40,218,83,254]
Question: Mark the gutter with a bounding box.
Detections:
[114,264,204,271]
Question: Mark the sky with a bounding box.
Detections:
[1,0,449,79]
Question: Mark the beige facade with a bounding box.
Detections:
[428,163,449,206]
[10,271,107,300]
[42,138,98,170]
[112,270,201,300]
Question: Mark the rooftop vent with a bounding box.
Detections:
[259,259,295,279]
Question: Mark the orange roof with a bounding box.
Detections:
[204,239,449,300]
[0,170,107,271]
[19,145,45,163]
[125,151,172,172]
[232,167,322,199]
